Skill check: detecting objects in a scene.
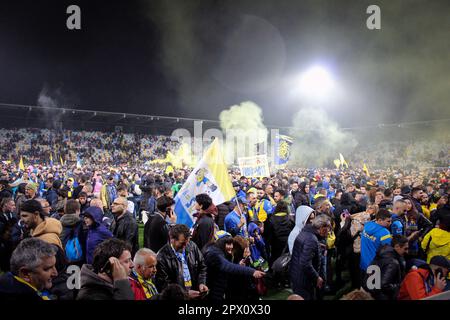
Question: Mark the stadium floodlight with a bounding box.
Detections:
[296,65,335,99]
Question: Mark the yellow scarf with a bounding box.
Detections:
[14,276,51,300]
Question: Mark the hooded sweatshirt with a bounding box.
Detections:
[84,207,113,264]
[360,221,392,271]
[421,228,450,263]
[32,217,63,249]
[77,264,134,300]
[288,206,314,254]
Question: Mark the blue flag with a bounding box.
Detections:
[274,134,293,166]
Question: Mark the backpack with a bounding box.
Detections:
[65,229,83,262]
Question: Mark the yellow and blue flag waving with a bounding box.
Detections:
[174,139,235,228]
[274,134,293,166]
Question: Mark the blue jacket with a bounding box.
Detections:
[224,210,248,238]
[203,244,255,301]
[84,207,113,264]
[360,221,392,271]
[43,188,59,211]
[247,222,267,261]
[289,224,323,300]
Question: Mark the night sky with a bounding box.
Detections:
[1,0,449,127]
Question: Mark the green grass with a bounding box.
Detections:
[138,223,144,248]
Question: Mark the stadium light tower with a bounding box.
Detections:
[296,65,335,100]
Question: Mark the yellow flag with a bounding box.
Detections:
[339,153,349,168]
[19,157,25,171]
[60,156,64,166]
[333,159,341,169]
[165,165,174,175]
[363,163,370,176]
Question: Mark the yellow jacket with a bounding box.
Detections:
[421,228,450,263]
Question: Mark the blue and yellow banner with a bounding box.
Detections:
[274,134,293,166]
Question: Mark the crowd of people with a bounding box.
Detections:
[0,127,449,301]
[0,128,180,165]
[1,127,449,169]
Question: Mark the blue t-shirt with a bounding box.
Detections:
[224,210,248,238]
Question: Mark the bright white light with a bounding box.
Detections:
[297,66,334,98]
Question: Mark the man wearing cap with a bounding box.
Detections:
[15,183,39,213]
[224,198,248,238]
[25,183,38,200]
[233,181,246,200]
[398,255,449,300]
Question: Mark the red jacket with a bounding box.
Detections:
[129,278,146,300]
[398,268,443,300]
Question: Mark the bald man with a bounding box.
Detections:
[111,197,139,255]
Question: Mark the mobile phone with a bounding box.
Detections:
[166,207,172,217]
[436,268,444,279]
[100,260,113,278]
[199,290,209,299]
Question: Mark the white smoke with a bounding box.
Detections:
[219,101,268,164]
[289,107,358,167]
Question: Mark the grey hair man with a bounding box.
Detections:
[290,215,331,300]
[129,248,159,300]
[0,238,58,300]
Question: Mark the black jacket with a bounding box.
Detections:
[0,272,44,300]
[289,224,324,300]
[0,211,19,272]
[155,241,207,292]
[191,214,215,251]
[43,188,59,212]
[77,264,134,300]
[111,211,138,255]
[264,212,294,264]
[216,201,234,230]
[144,213,169,253]
[366,245,405,300]
[203,244,255,301]
[0,188,13,201]
[292,190,310,209]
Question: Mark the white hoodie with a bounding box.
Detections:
[287,205,315,254]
